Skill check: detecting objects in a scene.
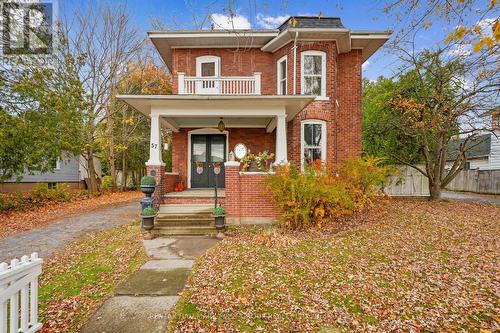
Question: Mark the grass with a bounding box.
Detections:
[167,199,499,332]
[38,221,147,333]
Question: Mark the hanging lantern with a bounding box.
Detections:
[218,118,225,132]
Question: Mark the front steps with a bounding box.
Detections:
[154,203,217,236]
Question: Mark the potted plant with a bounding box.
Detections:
[140,176,156,195]
[140,206,156,230]
[212,206,226,231]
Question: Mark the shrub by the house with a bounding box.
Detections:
[266,157,391,230]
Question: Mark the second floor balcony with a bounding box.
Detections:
[178,72,261,95]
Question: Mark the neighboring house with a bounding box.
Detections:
[447,111,500,170]
[118,16,390,228]
[0,154,102,192]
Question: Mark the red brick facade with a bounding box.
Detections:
[224,162,279,224]
[170,41,362,172]
[160,40,362,220]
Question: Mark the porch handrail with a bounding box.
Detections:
[178,72,261,95]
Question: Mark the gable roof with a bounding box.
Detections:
[447,134,491,161]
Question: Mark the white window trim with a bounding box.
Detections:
[276,55,287,95]
[301,119,327,170]
[195,55,221,77]
[300,50,328,100]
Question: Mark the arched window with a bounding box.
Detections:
[301,119,327,168]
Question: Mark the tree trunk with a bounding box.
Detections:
[429,182,442,200]
[107,115,116,192]
[121,154,127,191]
[85,149,99,193]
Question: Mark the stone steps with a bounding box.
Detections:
[153,225,217,236]
[155,204,216,236]
[155,219,213,227]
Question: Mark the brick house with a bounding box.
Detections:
[118,16,390,233]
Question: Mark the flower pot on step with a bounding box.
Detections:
[213,215,226,231]
[140,214,157,231]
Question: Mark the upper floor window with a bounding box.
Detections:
[196,55,220,78]
[276,55,287,95]
[301,51,326,99]
[301,119,327,169]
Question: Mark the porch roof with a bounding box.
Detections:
[116,95,314,132]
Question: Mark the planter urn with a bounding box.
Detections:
[140,214,157,231]
[214,215,226,231]
[140,176,156,210]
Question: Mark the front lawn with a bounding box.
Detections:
[168,199,499,332]
[38,221,147,332]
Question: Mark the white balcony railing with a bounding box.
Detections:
[178,72,261,95]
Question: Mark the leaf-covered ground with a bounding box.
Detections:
[0,191,141,239]
[168,199,499,332]
[38,221,147,333]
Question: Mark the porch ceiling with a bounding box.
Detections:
[116,95,315,133]
[170,116,271,129]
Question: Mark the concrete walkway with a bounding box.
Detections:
[442,190,500,206]
[0,200,140,262]
[79,236,220,333]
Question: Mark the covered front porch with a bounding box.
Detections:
[118,95,313,189]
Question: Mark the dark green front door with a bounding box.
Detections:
[191,134,226,188]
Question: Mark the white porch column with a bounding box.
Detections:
[146,114,165,166]
[275,114,288,164]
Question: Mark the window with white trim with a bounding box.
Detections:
[276,55,287,95]
[301,51,326,98]
[301,120,327,168]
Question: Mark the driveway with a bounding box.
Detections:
[442,190,500,206]
[0,200,139,262]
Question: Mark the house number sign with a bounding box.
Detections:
[234,143,247,160]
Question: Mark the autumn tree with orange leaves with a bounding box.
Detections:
[98,59,172,190]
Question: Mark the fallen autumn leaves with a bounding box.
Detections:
[0,191,141,239]
[38,221,147,333]
[168,199,500,332]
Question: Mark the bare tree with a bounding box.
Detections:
[65,3,143,192]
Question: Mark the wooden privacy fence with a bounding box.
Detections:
[446,169,500,194]
[384,166,430,197]
[0,253,43,333]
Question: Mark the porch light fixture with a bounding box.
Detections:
[217,118,225,132]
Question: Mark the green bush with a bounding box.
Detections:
[266,157,391,230]
[0,196,16,211]
[101,175,113,190]
[30,183,71,203]
[141,207,156,216]
[140,176,156,187]
[213,206,226,216]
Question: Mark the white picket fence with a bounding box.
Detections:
[0,253,43,333]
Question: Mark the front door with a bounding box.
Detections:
[191,134,226,188]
